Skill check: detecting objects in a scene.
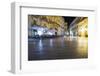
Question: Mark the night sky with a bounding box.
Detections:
[63,17,76,28]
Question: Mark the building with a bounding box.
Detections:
[29,25,57,37]
[28,15,67,37]
[69,17,88,37]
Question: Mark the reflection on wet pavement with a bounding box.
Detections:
[28,36,88,60]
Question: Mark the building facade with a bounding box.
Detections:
[69,17,88,37]
[28,15,67,37]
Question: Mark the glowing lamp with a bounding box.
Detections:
[38,31,43,36]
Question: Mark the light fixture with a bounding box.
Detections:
[38,31,43,36]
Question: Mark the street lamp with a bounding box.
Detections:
[38,31,43,36]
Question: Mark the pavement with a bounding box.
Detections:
[28,36,88,60]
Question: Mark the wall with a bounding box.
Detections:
[0,0,100,76]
